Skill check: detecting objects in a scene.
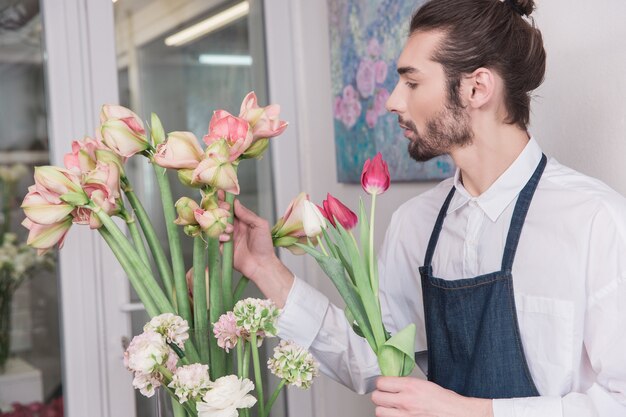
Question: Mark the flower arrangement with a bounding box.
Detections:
[19,93,318,416]
[272,153,416,377]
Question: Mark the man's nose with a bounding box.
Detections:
[385,82,404,114]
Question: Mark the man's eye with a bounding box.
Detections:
[405,81,418,90]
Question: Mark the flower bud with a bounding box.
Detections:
[174,197,200,226]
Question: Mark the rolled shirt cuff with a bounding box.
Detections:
[492,396,563,417]
[277,275,330,350]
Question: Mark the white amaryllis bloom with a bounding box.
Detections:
[302,200,327,238]
[232,298,280,336]
[169,364,211,403]
[125,331,171,374]
[143,313,190,349]
[196,375,256,417]
[268,340,319,389]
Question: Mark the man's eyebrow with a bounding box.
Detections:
[397,66,420,75]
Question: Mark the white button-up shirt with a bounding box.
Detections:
[277,138,626,417]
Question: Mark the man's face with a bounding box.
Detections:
[386,30,473,162]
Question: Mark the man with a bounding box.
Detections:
[220,0,626,415]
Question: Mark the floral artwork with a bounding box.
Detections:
[327,0,455,182]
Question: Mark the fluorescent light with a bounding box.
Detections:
[198,54,252,66]
[165,1,250,47]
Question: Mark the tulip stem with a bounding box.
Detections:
[151,164,193,327]
[98,227,159,317]
[264,379,286,417]
[193,237,210,366]
[221,191,236,311]
[368,193,377,295]
[208,236,226,379]
[250,333,265,417]
[232,276,250,302]
[121,176,175,303]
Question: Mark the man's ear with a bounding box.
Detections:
[463,67,495,109]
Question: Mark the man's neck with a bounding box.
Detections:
[451,125,530,197]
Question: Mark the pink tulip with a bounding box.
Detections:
[271,192,309,239]
[361,153,390,195]
[239,91,288,141]
[21,186,74,225]
[153,131,204,169]
[322,193,358,230]
[203,110,253,161]
[22,217,73,255]
[194,207,230,238]
[192,140,241,194]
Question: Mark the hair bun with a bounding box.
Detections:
[506,0,535,17]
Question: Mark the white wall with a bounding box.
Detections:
[265,1,626,417]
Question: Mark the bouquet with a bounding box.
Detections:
[272,153,416,377]
[19,93,318,417]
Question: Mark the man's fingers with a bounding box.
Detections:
[224,223,234,234]
[218,200,231,211]
[234,199,267,228]
[374,406,403,417]
[371,390,400,409]
[375,376,405,393]
[219,233,231,242]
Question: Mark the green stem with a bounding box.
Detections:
[122,177,174,302]
[368,193,377,295]
[232,276,250,302]
[93,205,175,314]
[264,379,286,417]
[193,237,210,365]
[237,338,244,378]
[98,228,159,317]
[208,237,226,379]
[250,333,265,417]
[221,192,236,311]
[243,341,250,379]
[123,211,151,267]
[152,163,192,325]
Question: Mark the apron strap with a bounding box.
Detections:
[500,154,547,272]
[423,187,456,267]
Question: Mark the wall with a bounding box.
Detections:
[265,1,626,417]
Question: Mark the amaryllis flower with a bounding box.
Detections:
[213,311,241,352]
[267,340,319,389]
[361,152,390,195]
[203,110,253,161]
[192,140,240,195]
[302,200,327,238]
[194,207,231,238]
[33,166,86,205]
[153,131,204,170]
[169,364,211,403]
[322,193,358,230]
[143,313,190,349]
[232,298,280,336]
[64,137,109,174]
[238,91,288,141]
[99,104,149,158]
[174,197,201,226]
[21,186,74,225]
[22,217,72,255]
[197,375,256,417]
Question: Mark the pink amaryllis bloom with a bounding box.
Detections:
[64,137,108,174]
[174,197,201,226]
[271,192,312,254]
[321,193,358,230]
[192,140,240,195]
[33,166,87,205]
[194,207,231,238]
[100,104,150,158]
[203,110,253,161]
[153,131,204,170]
[22,217,73,255]
[361,152,390,195]
[21,185,74,225]
[238,91,288,141]
[75,162,122,229]
[213,311,241,352]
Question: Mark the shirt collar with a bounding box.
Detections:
[447,137,544,222]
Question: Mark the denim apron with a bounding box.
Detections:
[417,154,546,399]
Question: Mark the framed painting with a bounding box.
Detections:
[327,0,455,183]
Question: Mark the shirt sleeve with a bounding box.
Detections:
[493,201,626,417]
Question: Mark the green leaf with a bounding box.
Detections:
[344,306,365,338]
[377,324,416,377]
[151,113,165,145]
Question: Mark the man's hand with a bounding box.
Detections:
[218,197,294,307]
[371,377,493,417]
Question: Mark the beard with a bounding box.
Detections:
[402,99,473,162]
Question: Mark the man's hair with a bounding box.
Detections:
[410,0,546,130]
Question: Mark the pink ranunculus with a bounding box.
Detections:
[63,137,108,174]
[203,110,253,161]
[322,193,358,230]
[339,98,362,129]
[239,91,288,141]
[153,131,204,170]
[22,217,73,255]
[367,38,381,58]
[21,186,74,225]
[365,108,378,128]
[356,58,376,98]
[361,152,390,195]
[373,88,390,117]
[374,60,388,84]
[213,311,241,353]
